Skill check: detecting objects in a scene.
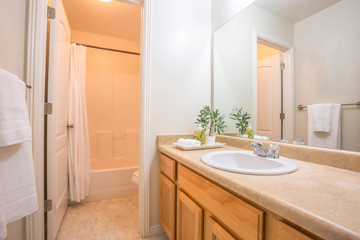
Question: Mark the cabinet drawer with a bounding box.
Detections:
[160,153,176,181]
[277,221,314,240]
[178,164,264,240]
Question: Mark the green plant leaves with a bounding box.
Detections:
[230,108,251,135]
[195,106,227,136]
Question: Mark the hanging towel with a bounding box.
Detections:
[0,194,6,240]
[312,104,333,133]
[0,69,32,146]
[307,104,341,149]
[0,69,38,240]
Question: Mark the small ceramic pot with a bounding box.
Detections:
[206,135,216,145]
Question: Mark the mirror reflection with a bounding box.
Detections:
[213,0,360,152]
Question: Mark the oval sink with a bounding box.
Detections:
[201,151,298,175]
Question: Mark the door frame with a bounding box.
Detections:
[251,30,294,140]
[25,0,153,239]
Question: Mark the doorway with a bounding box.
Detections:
[45,0,142,239]
[254,35,294,143]
[256,42,284,142]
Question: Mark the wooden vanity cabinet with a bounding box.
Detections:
[159,153,317,240]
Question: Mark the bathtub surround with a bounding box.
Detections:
[85,167,138,202]
[74,31,140,171]
[68,44,91,202]
[0,70,38,240]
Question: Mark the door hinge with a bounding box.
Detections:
[280,62,285,70]
[44,102,53,115]
[280,113,286,120]
[44,199,53,213]
[47,6,56,19]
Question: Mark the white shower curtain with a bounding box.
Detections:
[68,44,91,202]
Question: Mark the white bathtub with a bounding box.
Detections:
[85,166,138,202]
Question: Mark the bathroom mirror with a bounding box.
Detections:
[212,0,360,152]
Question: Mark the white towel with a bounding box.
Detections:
[312,104,333,133]
[307,104,341,149]
[0,143,38,222]
[0,69,32,146]
[0,69,38,239]
[0,194,6,240]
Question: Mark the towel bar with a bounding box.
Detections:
[297,101,360,110]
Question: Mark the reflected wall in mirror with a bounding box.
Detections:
[213,0,360,152]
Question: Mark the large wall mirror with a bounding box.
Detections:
[212,0,360,152]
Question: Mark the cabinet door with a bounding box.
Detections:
[277,222,314,240]
[159,173,176,240]
[205,214,236,240]
[177,190,203,240]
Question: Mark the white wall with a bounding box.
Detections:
[148,0,212,227]
[212,0,255,32]
[294,0,360,151]
[213,4,293,133]
[0,0,28,239]
[0,0,27,80]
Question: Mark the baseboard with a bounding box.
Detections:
[150,224,164,237]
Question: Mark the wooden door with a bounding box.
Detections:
[159,173,176,240]
[257,53,281,141]
[177,190,203,240]
[46,0,71,239]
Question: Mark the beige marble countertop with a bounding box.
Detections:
[158,144,360,240]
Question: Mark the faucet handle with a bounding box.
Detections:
[250,142,264,148]
[267,143,280,158]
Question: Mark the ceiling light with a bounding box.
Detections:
[100,0,112,2]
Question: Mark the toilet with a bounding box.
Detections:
[132,170,139,184]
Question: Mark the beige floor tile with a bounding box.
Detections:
[56,195,168,240]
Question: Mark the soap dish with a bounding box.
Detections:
[172,142,226,151]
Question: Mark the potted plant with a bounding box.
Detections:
[230,108,251,136]
[195,106,226,145]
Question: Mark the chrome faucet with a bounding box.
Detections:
[250,142,279,158]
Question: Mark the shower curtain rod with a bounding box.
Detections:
[71,42,140,56]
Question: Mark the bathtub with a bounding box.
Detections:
[85,166,138,202]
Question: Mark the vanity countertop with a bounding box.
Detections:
[158,144,360,240]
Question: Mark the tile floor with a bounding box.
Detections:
[56,195,168,240]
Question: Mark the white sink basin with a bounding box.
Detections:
[201,151,298,175]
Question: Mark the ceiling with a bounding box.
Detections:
[62,0,141,41]
[254,0,342,23]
